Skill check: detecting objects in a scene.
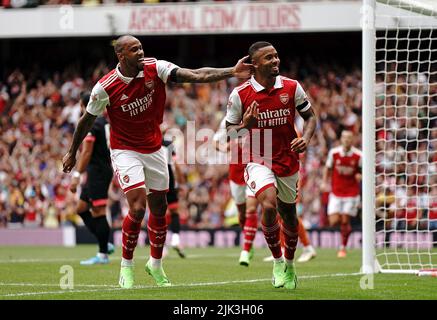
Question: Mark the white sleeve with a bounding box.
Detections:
[213,118,227,142]
[156,60,180,83]
[326,149,334,169]
[86,82,109,116]
[225,89,243,125]
[295,81,312,114]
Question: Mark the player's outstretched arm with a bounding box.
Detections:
[290,108,317,153]
[174,55,252,83]
[63,111,97,173]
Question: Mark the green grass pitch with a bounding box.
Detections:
[0,245,436,300]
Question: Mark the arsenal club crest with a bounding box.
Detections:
[123,175,130,183]
[145,80,154,90]
[279,93,289,105]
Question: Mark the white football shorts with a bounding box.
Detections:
[244,162,298,204]
[110,147,169,195]
[229,180,256,205]
[327,194,360,216]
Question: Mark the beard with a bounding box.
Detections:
[271,66,280,76]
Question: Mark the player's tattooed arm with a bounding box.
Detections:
[62,111,97,173]
[173,55,252,83]
[290,108,317,153]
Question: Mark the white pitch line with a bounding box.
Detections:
[0,254,238,264]
[0,272,362,298]
[0,282,118,288]
[0,258,80,264]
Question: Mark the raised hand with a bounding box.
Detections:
[233,55,254,80]
[242,100,259,130]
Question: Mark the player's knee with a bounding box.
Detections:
[329,216,339,226]
[246,204,257,213]
[341,215,350,225]
[282,212,298,228]
[130,200,147,217]
[149,198,167,216]
[262,199,277,218]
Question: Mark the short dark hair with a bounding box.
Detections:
[113,35,137,55]
[248,41,273,60]
[80,91,91,106]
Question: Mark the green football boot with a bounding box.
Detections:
[119,265,135,289]
[145,259,172,287]
[272,259,286,288]
[284,263,298,290]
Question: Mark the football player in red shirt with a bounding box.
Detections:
[225,41,317,289]
[62,35,252,288]
[322,130,362,258]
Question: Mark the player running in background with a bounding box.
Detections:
[162,134,186,258]
[69,91,114,265]
[62,35,252,288]
[213,118,259,267]
[322,130,362,258]
[225,41,317,289]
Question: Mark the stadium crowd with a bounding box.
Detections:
[374,65,437,232]
[1,57,433,231]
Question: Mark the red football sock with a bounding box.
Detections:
[147,212,168,259]
[281,221,299,261]
[122,212,142,260]
[340,223,352,248]
[261,216,282,259]
[297,217,310,247]
[243,211,258,252]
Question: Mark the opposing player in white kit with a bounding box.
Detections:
[225,41,317,289]
[322,130,362,258]
[62,35,252,288]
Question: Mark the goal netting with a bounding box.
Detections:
[370,0,437,274]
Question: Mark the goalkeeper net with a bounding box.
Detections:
[373,0,437,273]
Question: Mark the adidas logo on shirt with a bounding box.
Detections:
[121,94,129,101]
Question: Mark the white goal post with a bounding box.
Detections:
[362,0,437,274]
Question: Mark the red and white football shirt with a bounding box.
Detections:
[86,58,178,154]
[326,146,362,197]
[225,75,311,177]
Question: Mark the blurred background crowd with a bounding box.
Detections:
[0,33,435,231]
